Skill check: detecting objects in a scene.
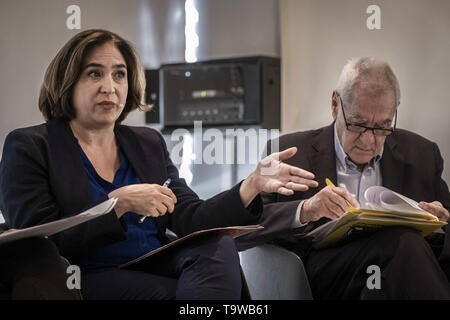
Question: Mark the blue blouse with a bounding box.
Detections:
[76,143,162,270]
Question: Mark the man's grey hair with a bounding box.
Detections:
[336,57,401,109]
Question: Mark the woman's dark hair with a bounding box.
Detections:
[39,29,149,123]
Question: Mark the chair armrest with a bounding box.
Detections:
[239,244,313,300]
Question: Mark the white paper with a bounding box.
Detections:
[364,186,436,219]
[305,186,439,242]
[0,197,117,245]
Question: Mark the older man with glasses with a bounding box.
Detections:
[237,57,450,299]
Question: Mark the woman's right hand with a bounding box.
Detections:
[108,184,177,219]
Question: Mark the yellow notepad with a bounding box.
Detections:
[306,180,446,249]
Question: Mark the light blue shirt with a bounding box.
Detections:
[333,123,383,207]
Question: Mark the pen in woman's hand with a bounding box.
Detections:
[139,178,171,223]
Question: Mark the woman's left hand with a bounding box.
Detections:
[239,147,318,207]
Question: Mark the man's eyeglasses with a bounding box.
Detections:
[338,94,397,136]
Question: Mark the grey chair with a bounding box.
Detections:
[239,244,313,300]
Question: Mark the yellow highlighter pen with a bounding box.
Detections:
[325,178,356,211]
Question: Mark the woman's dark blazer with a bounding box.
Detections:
[0,119,262,261]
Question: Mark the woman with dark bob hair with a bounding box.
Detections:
[0,29,318,300]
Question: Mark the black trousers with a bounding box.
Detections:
[81,234,242,300]
[0,237,80,300]
[305,227,450,299]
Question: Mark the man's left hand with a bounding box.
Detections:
[419,201,449,222]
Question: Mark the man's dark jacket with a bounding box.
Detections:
[237,123,450,258]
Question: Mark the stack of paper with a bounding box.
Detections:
[304,186,446,249]
[0,198,117,245]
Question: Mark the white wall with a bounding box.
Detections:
[280,0,450,182]
[195,0,280,60]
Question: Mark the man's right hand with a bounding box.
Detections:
[300,186,359,223]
